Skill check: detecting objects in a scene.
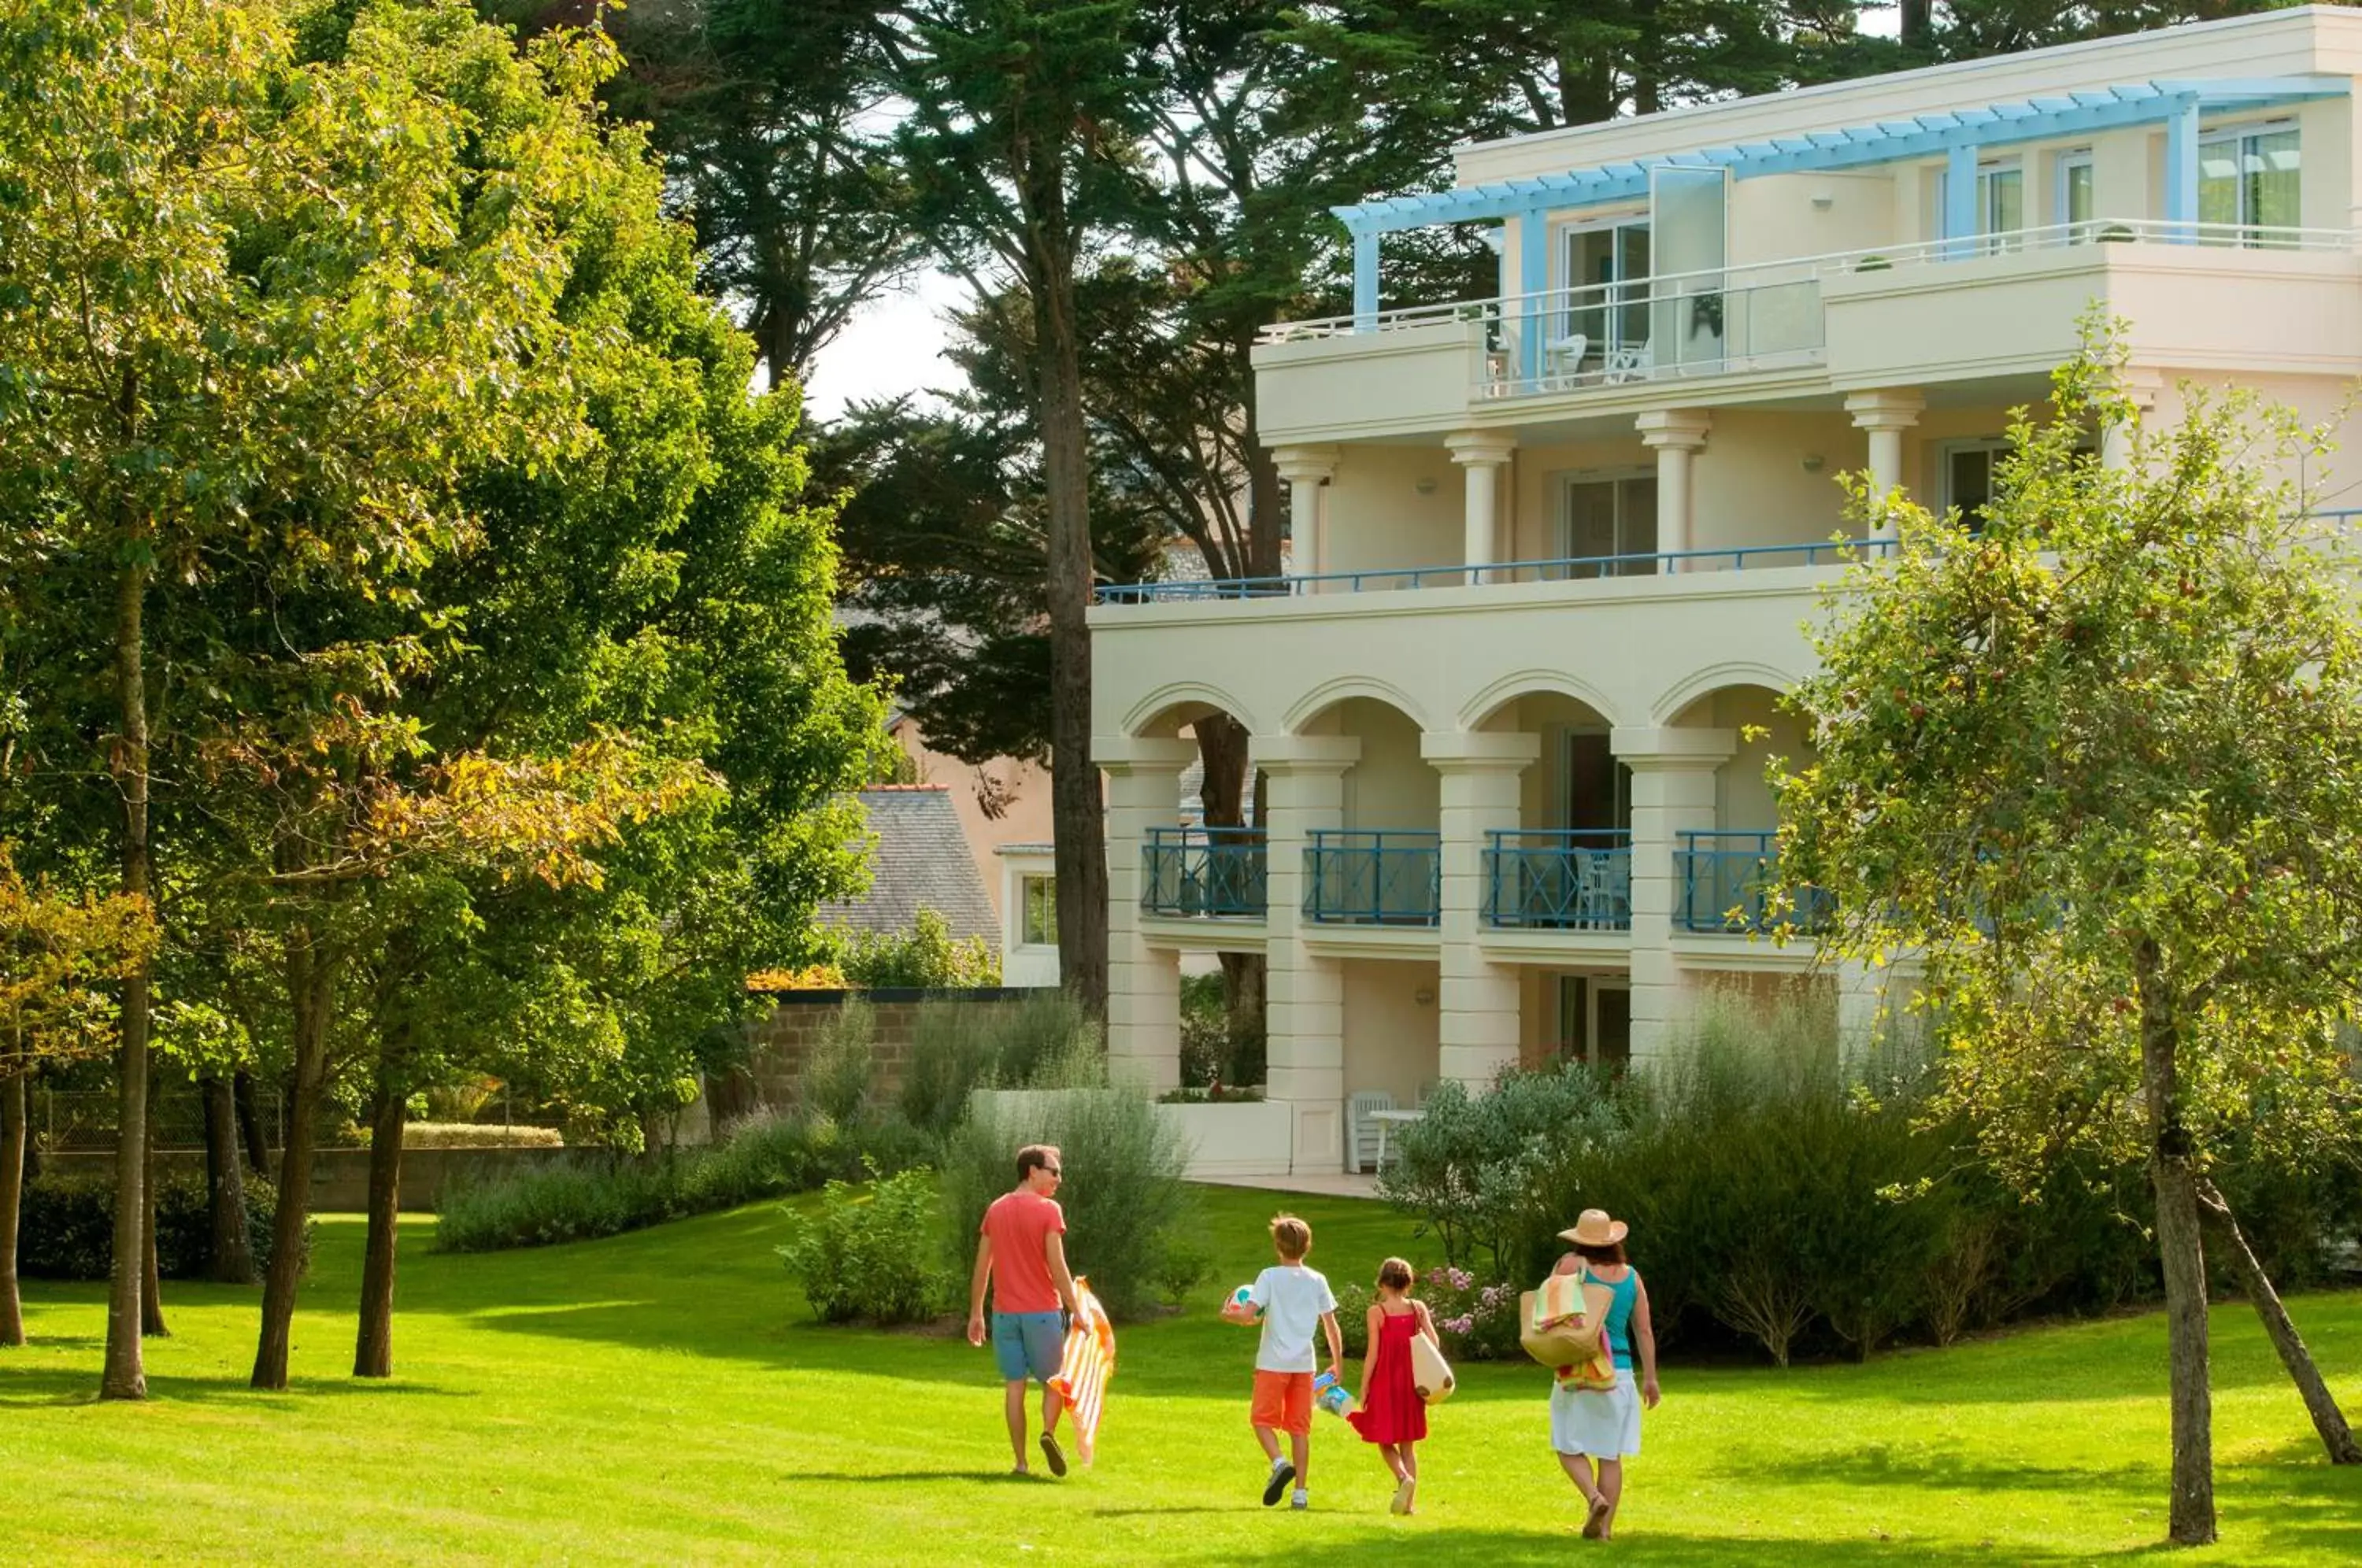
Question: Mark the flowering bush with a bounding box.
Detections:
[1331,1267,1523,1365]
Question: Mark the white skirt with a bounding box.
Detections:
[1549,1367,1641,1458]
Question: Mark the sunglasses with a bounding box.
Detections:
[1042,1167,1063,1178]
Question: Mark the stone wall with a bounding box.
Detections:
[714,986,1061,1121]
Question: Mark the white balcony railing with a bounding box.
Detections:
[1256,221,2360,399]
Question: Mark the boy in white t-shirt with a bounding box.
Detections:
[1220,1212,1342,1510]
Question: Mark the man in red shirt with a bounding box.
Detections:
[967,1143,1083,1477]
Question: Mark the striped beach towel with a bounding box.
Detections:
[1048,1278,1116,1465]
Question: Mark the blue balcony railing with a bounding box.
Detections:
[1097,537,1900,605]
[1675,830,1834,934]
[1304,830,1439,926]
[1483,830,1632,931]
[1141,827,1268,919]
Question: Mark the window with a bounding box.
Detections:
[2199,123,2300,244]
[1559,474,1658,576]
[1020,875,1057,946]
[1933,159,2025,253]
[1559,730,1633,833]
[2057,150,2095,237]
[1557,976,1632,1071]
[1942,439,2011,531]
[1561,216,1652,362]
[1943,435,2094,530]
[1979,158,2024,250]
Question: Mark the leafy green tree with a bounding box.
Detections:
[1772,331,2362,1543]
[0,849,155,1346]
[594,0,925,388]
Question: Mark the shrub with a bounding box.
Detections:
[940,1052,1190,1320]
[1179,971,1264,1088]
[400,1122,563,1149]
[899,990,1099,1136]
[837,908,999,989]
[434,1109,938,1252]
[18,1169,287,1281]
[1379,1059,1630,1279]
[1152,1238,1212,1310]
[800,1000,878,1124]
[779,1166,949,1326]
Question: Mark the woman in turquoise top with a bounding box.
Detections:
[1548,1208,1660,1541]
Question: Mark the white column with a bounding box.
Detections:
[1423,731,1538,1088]
[1097,736,1197,1092]
[1273,445,1340,588]
[1612,726,1736,1066]
[1445,431,1516,585]
[1258,735,1359,1172]
[1845,389,1924,541]
[2101,368,2162,472]
[1635,411,1711,568]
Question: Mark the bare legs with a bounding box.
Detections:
[1003,1380,1065,1473]
[1379,1440,1419,1512]
[1557,1451,1624,1539]
[1252,1423,1311,1491]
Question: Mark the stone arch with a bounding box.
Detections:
[1649,661,1807,728]
[1122,680,1264,739]
[1458,668,1624,733]
[1283,675,1431,735]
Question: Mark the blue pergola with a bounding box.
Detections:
[1335,76,2349,327]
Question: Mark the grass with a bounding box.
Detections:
[3,1183,2359,1565]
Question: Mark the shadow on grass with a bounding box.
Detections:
[0,1365,472,1408]
[1146,1525,2173,1566]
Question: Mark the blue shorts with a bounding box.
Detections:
[992,1311,1064,1383]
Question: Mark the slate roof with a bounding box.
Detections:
[818,785,998,944]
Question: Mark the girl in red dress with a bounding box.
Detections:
[1346,1256,1438,1514]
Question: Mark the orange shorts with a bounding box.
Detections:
[1251,1370,1313,1436]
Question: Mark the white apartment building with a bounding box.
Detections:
[1089,8,2362,1176]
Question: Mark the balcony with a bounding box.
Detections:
[1253,222,2362,444]
[1303,830,1440,926]
[1675,830,1834,934]
[1483,830,1632,931]
[1140,827,1267,919]
[1097,537,1886,606]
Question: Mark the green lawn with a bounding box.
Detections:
[4,1185,2359,1565]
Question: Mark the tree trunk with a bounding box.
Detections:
[1026,178,1109,1019]
[140,1068,167,1337]
[1193,712,1267,1052]
[234,1069,270,1173]
[2196,1178,2362,1464]
[1237,369,1285,580]
[103,557,152,1401]
[353,1074,405,1378]
[202,1077,254,1285]
[252,928,333,1391]
[2,1071,26,1347]
[2137,945,2216,1544]
[1901,0,1934,54]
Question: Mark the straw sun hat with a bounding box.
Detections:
[1557,1208,1630,1247]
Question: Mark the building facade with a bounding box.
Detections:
[1090,8,2362,1174]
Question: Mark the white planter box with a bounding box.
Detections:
[965,1088,1295,1180]
[1157,1099,1294,1179]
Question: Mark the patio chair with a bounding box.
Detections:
[1602,340,1653,384]
[1348,1089,1395,1173]
[1542,331,1588,389]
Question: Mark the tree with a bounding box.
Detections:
[883,0,1157,1015]
[0,0,635,1396]
[596,0,925,389]
[0,849,155,1346]
[1771,329,2362,1544]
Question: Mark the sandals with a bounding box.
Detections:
[1582,1495,1612,1539]
[1038,1432,1068,1478]
[1390,1476,1416,1515]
